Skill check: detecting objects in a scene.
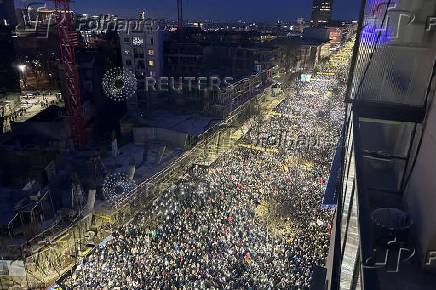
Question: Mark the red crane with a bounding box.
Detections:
[51,0,86,148]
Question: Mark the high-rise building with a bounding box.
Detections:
[119,20,167,118]
[311,0,333,26]
[325,0,436,289]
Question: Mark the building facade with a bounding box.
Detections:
[119,21,167,118]
[311,0,333,26]
[326,0,436,289]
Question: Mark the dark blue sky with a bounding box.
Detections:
[16,0,361,23]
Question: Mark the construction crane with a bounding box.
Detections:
[51,0,87,149]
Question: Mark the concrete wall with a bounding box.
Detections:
[133,127,188,148]
[403,76,436,270]
[11,120,70,140]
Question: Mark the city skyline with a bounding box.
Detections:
[14,0,361,22]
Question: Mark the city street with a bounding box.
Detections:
[63,41,354,289]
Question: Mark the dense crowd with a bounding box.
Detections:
[65,48,350,289]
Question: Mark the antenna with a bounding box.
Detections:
[177,0,183,29]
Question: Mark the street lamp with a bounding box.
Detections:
[17,64,27,89]
[18,64,26,73]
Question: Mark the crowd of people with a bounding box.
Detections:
[65,47,351,289]
[1,93,62,124]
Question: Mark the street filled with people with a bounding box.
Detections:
[65,43,352,289]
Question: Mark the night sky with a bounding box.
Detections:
[16,0,361,23]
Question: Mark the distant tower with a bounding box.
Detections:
[140,10,146,20]
[311,0,333,26]
[297,17,305,25]
[177,0,183,29]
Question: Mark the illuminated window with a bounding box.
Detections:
[148,49,154,55]
[148,60,154,66]
[133,37,144,46]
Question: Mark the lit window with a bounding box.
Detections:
[148,49,154,56]
[133,37,144,46]
[148,60,154,66]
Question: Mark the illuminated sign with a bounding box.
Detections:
[301,74,312,82]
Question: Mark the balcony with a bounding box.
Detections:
[326,0,436,289]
